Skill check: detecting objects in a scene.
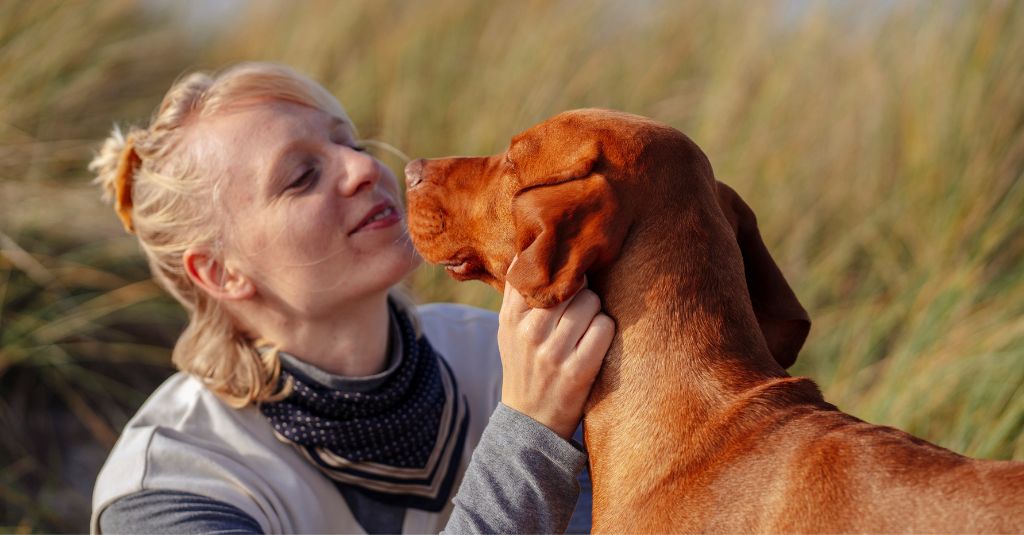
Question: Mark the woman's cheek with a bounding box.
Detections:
[279,200,339,259]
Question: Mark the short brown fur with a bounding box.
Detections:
[405,109,1024,533]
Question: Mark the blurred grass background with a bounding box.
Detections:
[1,0,1022,531]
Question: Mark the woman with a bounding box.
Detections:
[88,62,613,534]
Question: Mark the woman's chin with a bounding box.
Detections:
[371,238,422,289]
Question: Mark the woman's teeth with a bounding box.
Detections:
[369,207,394,222]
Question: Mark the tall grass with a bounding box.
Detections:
[1,1,192,530]
[2,0,1022,531]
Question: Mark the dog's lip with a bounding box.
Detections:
[439,258,473,275]
[439,259,468,270]
[348,200,396,235]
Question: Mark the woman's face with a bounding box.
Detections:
[192,100,420,318]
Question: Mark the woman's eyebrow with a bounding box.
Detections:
[328,116,354,140]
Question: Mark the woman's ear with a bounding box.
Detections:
[183,246,255,301]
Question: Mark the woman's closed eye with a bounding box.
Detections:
[284,142,367,194]
[289,164,321,193]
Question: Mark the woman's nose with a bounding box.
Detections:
[336,147,380,197]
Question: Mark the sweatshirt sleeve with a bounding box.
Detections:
[443,403,588,534]
[98,489,262,534]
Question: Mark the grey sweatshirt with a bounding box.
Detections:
[100,404,592,534]
[92,304,592,534]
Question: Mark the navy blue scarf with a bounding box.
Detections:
[260,306,469,512]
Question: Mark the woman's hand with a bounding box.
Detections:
[497,273,615,440]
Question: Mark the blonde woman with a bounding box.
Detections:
[89,63,612,534]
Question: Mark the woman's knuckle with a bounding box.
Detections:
[573,287,594,303]
[581,292,602,314]
[521,320,545,344]
[537,344,563,364]
[594,313,615,331]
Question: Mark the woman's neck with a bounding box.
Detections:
[249,292,393,377]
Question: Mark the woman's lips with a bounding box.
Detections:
[349,202,400,235]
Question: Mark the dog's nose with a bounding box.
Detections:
[405,159,425,188]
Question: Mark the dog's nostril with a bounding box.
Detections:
[404,159,426,188]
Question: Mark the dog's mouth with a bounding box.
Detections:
[439,259,468,273]
[439,257,485,281]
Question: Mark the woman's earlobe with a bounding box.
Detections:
[183,247,255,301]
[219,267,256,300]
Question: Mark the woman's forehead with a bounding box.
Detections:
[209,100,350,143]
[190,101,351,179]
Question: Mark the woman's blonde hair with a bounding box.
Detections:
[90,62,416,408]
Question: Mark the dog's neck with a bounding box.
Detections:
[583,207,817,523]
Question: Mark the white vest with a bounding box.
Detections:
[91,304,502,534]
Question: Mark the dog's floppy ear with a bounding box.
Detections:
[506,158,627,308]
[716,181,809,368]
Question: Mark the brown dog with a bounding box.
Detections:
[404,109,1024,533]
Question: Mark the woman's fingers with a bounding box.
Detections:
[500,257,531,318]
[551,288,602,351]
[573,312,615,376]
[501,272,581,346]
[497,264,615,440]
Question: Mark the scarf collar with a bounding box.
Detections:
[260,304,469,511]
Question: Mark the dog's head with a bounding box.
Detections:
[405,108,808,368]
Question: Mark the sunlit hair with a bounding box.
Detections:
[89,62,419,408]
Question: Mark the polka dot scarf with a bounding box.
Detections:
[260,306,469,511]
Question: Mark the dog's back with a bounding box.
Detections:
[644,399,1024,534]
